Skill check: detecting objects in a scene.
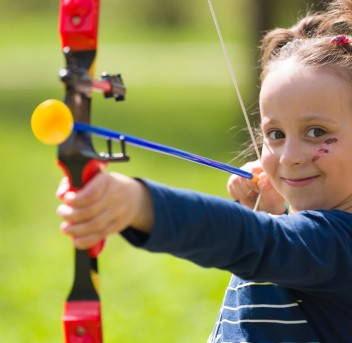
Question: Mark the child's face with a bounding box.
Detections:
[259,61,352,213]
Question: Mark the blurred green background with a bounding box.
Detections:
[0,0,321,342]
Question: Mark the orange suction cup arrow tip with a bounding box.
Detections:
[31,99,73,145]
[252,174,259,183]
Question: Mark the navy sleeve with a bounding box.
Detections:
[121,179,352,294]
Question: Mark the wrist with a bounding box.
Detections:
[130,179,154,234]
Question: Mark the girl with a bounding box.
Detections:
[57,0,352,341]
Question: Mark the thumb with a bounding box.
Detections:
[257,172,272,191]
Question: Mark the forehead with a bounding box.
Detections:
[258,60,352,129]
[259,60,352,111]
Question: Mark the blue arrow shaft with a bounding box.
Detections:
[74,122,253,179]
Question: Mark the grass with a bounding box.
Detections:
[0,5,254,342]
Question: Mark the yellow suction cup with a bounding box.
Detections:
[31,99,74,145]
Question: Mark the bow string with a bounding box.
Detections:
[207,0,262,209]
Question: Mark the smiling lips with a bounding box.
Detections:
[282,175,320,187]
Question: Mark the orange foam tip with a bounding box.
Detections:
[31,99,73,145]
[252,175,259,183]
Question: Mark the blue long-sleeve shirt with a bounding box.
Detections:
[122,180,352,342]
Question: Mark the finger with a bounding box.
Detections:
[56,177,70,199]
[57,195,107,224]
[257,172,272,191]
[62,211,128,249]
[242,160,262,173]
[227,175,238,197]
[242,160,262,184]
[70,231,105,250]
[249,166,263,177]
[77,216,130,249]
[245,176,260,192]
[245,188,259,201]
[60,220,103,244]
[63,173,108,207]
[57,204,74,220]
[59,204,111,236]
[227,175,243,200]
[60,192,130,235]
[228,178,251,201]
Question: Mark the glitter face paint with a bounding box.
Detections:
[312,138,338,162]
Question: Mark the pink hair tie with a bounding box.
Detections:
[330,35,351,45]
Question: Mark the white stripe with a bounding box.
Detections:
[227,281,275,292]
[223,303,299,311]
[219,318,308,325]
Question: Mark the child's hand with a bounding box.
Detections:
[56,173,154,249]
[227,160,286,214]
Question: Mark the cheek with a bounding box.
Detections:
[312,138,338,163]
[260,151,281,194]
[260,144,277,176]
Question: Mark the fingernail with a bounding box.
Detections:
[57,204,72,216]
[64,191,76,201]
[60,222,69,234]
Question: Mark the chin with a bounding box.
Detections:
[287,199,323,213]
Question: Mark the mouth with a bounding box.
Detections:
[282,175,320,187]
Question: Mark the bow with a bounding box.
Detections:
[58,0,126,342]
[59,1,104,341]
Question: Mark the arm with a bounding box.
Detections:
[123,180,352,293]
[57,172,352,292]
[138,183,352,293]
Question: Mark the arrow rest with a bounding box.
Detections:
[60,48,126,101]
[100,72,126,101]
[59,46,129,165]
[98,137,130,162]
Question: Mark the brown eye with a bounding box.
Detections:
[268,130,285,140]
[306,127,326,138]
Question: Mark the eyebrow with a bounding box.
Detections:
[261,115,337,125]
[304,115,337,123]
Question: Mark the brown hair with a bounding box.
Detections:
[260,0,352,84]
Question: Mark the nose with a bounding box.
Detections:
[279,138,307,167]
